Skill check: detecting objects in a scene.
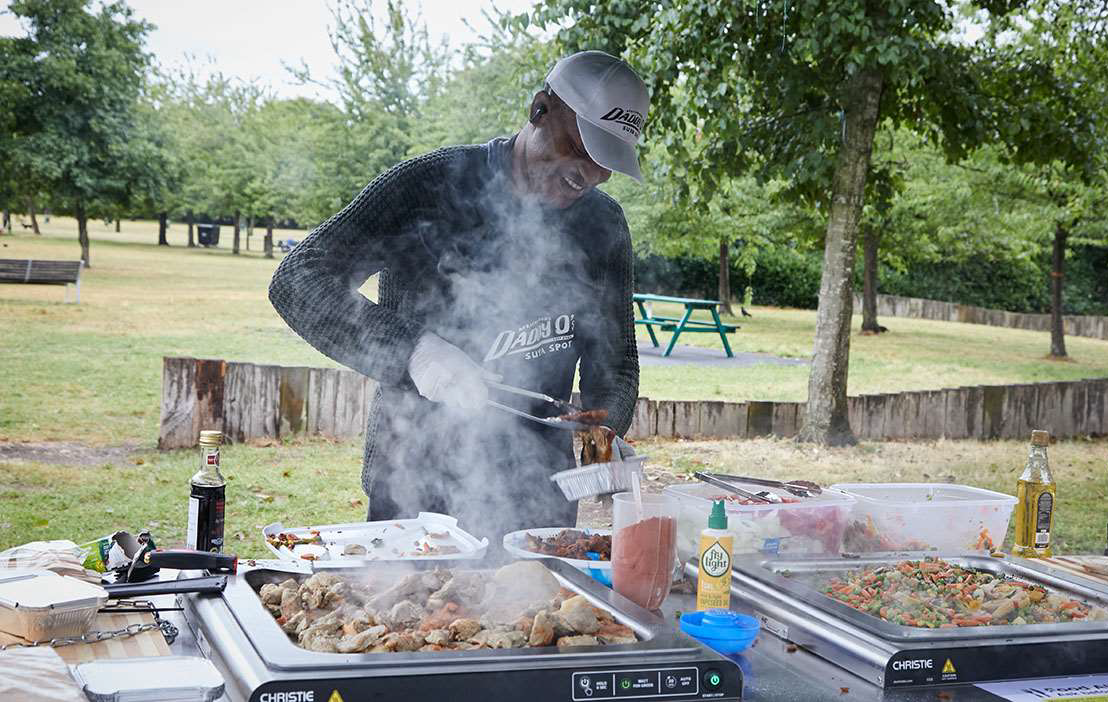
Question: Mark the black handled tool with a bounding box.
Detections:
[104,575,227,599]
[144,549,238,574]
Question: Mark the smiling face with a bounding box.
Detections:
[511,90,612,209]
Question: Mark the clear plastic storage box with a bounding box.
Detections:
[663,482,855,562]
[831,482,1018,553]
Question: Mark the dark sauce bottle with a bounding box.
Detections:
[187,430,226,553]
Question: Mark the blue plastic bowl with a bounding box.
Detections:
[679,609,760,655]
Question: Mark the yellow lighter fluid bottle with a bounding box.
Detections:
[1013,429,1055,558]
[696,500,733,610]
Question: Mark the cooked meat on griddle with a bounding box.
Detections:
[256,563,637,653]
[524,530,611,561]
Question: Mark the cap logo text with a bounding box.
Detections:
[599,107,644,136]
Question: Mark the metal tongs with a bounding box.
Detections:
[710,473,822,497]
[486,381,591,431]
[693,472,822,503]
[693,472,774,503]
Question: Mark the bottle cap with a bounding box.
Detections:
[709,500,728,530]
[1030,430,1049,447]
[199,430,224,447]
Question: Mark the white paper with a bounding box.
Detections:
[977,674,1108,701]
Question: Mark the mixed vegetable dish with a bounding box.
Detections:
[819,558,1108,628]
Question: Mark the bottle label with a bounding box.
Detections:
[701,541,731,578]
[1034,492,1053,547]
[186,497,200,550]
[189,483,226,553]
[696,535,733,611]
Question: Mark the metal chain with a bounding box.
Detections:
[0,600,178,651]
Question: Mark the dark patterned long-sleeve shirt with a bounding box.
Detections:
[268,136,638,535]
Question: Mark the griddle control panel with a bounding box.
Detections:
[572,667,700,699]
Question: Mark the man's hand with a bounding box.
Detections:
[407,332,498,410]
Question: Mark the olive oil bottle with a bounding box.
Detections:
[1013,430,1055,558]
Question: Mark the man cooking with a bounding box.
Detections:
[269,51,648,540]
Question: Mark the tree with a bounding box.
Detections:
[531,0,1071,445]
[294,0,450,175]
[1,0,151,266]
[981,0,1108,358]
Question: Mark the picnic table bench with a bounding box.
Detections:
[633,292,739,357]
[0,258,84,303]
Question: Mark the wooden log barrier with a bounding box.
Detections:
[158,357,1108,447]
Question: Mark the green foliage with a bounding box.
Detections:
[412,11,557,152]
[1,0,153,233]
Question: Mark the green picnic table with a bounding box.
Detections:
[633,293,739,357]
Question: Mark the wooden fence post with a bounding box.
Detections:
[981,385,1006,439]
[746,402,774,438]
[772,402,800,438]
[700,401,746,438]
[158,357,197,449]
[920,390,946,439]
[655,401,676,438]
[626,398,656,440]
[278,367,309,437]
[940,388,964,440]
[673,401,702,438]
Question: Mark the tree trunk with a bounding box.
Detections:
[1,208,10,234]
[28,197,40,234]
[1050,220,1068,358]
[232,212,241,254]
[718,237,734,316]
[860,223,885,333]
[76,201,90,268]
[247,215,254,252]
[115,218,121,232]
[187,211,195,248]
[796,69,884,447]
[158,211,169,246]
[264,218,274,259]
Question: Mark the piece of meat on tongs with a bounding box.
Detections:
[553,409,612,465]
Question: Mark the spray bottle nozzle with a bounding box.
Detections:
[709,500,728,530]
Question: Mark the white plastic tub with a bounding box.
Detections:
[663,482,855,563]
[831,483,1017,553]
[502,528,613,586]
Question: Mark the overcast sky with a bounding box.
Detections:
[0,0,538,99]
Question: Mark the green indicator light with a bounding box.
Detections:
[620,679,631,689]
[709,674,721,686]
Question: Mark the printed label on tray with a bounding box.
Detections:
[757,613,788,640]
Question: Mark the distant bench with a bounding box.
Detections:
[0,259,84,303]
[633,293,739,357]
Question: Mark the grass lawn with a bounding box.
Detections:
[2,218,1107,556]
[3,218,1107,444]
[2,435,1104,558]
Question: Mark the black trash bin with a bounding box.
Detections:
[197,223,220,247]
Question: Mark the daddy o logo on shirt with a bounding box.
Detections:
[484,314,575,362]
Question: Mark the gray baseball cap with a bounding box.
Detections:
[545,50,649,182]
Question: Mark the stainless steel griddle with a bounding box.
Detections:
[181,559,742,702]
[724,554,1108,689]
